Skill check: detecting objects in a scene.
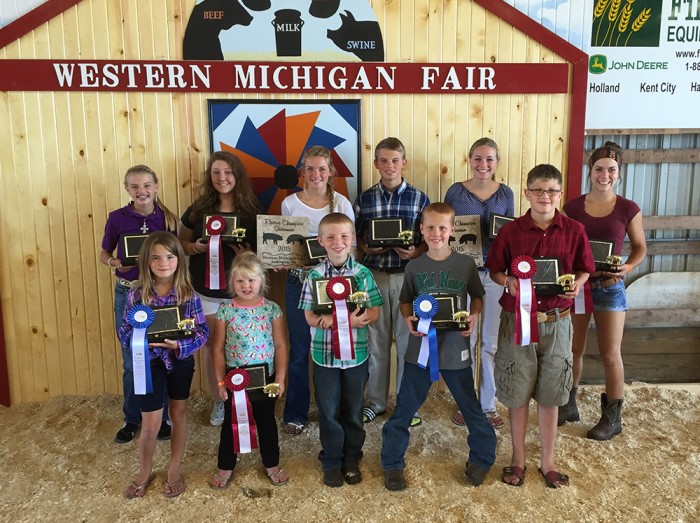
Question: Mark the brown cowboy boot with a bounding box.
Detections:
[557,386,580,426]
[586,393,623,440]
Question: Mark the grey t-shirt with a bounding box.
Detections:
[399,251,485,370]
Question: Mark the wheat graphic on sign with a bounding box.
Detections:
[625,8,651,46]
[593,0,653,48]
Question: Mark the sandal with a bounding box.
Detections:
[163,477,185,498]
[452,410,465,426]
[501,466,526,487]
[362,406,383,423]
[410,413,422,428]
[266,467,289,486]
[284,421,304,435]
[485,411,504,429]
[538,467,569,489]
[125,473,155,499]
[209,471,232,490]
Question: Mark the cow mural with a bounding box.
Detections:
[182,0,384,61]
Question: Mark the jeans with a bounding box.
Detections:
[313,360,368,471]
[283,273,311,425]
[114,281,169,425]
[381,362,496,471]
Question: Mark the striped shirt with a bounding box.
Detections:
[443,182,514,261]
[354,179,430,270]
[299,256,384,368]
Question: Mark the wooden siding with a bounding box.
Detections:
[0,0,573,403]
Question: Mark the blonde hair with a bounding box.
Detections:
[301,146,336,211]
[228,251,268,296]
[124,165,179,233]
[318,212,355,238]
[134,231,194,305]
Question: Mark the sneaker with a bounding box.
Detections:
[115,422,139,444]
[157,421,172,441]
[210,399,225,426]
[323,468,344,488]
[384,469,406,491]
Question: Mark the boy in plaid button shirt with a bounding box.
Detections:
[299,213,383,487]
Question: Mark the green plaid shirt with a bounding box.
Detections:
[299,256,384,368]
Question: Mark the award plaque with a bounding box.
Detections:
[589,239,621,272]
[414,293,469,331]
[119,233,149,266]
[305,237,327,264]
[203,213,246,244]
[366,218,414,248]
[311,276,358,313]
[532,257,565,295]
[489,214,515,239]
[240,364,270,391]
[147,305,196,342]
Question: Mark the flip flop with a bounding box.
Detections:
[501,466,526,487]
[362,406,379,423]
[452,410,466,426]
[284,421,304,435]
[266,468,289,486]
[164,477,185,498]
[209,472,232,490]
[125,473,155,499]
[538,467,569,488]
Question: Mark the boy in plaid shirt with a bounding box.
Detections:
[299,213,383,487]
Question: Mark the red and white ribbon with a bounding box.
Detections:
[225,368,258,454]
[205,215,226,290]
[511,256,539,346]
[326,277,355,361]
[574,280,593,314]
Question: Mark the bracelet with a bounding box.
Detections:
[624,263,632,273]
[504,276,511,288]
[107,257,115,267]
[217,380,225,387]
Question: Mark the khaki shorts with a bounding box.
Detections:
[494,311,573,408]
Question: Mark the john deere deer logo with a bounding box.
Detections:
[589,55,608,74]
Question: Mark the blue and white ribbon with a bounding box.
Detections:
[414,294,440,382]
[127,304,154,395]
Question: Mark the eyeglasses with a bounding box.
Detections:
[527,188,562,197]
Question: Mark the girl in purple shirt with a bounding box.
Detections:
[100,165,179,444]
[561,142,647,440]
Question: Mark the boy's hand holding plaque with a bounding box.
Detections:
[366,218,415,248]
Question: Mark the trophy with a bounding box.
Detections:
[556,274,575,292]
[532,257,566,295]
[304,237,327,265]
[589,239,621,272]
[119,233,149,266]
[311,276,357,312]
[147,306,196,342]
[203,213,246,244]
[489,213,515,239]
[366,218,415,248]
[348,290,369,314]
[414,293,469,331]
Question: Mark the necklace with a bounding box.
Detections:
[140,220,149,234]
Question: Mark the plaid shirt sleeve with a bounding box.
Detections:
[117,289,139,348]
[299,269,320,311]
[176,294,209,359]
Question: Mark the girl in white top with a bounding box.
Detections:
[280,146,355,435]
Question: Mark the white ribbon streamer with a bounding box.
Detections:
[334,299,354,360]
[233,388,253,454]
[209,234,222,290]
[416,317,431,368]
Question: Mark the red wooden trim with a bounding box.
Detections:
[473,0,587,64]
[566,58,588,201]
[0,299,10,406]
[0,0,82,50]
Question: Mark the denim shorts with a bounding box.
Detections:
[590,279,628,312]
[139,357,195,412]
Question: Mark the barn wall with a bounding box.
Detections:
[0,0,573,403]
